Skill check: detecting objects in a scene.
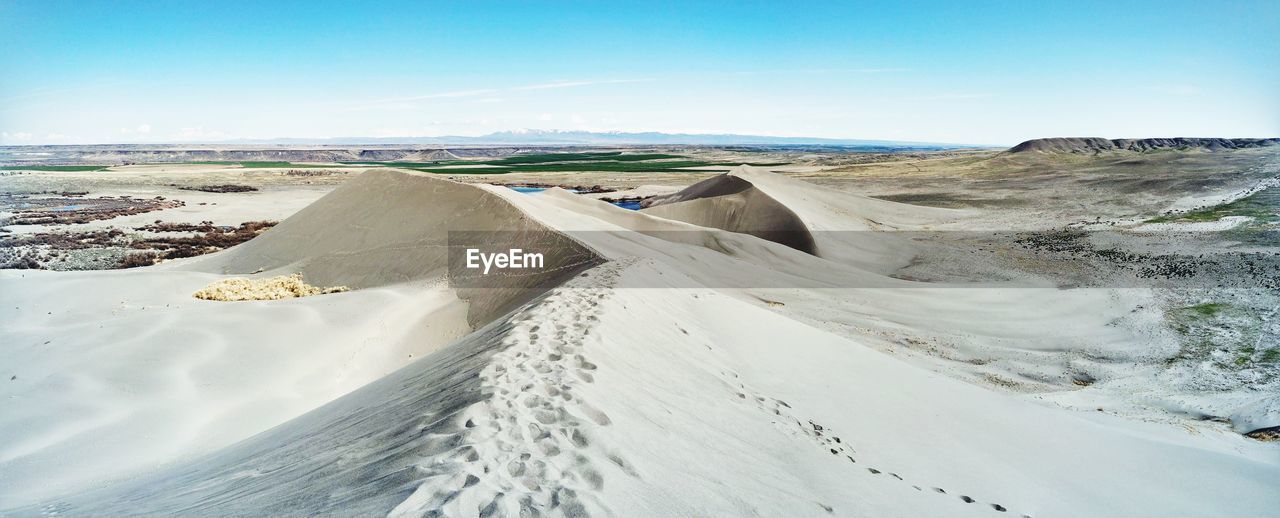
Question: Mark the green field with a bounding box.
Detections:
[0,165,109,172]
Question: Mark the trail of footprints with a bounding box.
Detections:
[396,258,1025,517]
[392,264,629,518]
[723,369,1030,518]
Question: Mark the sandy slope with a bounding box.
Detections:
[2,166,1276,516]
[18,261,1277,517]
[0,169,598,507]
[0,269,469,506]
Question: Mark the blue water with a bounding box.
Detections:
[612,200,643,210]
[506,185,640,210]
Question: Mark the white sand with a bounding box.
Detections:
[0,269,469,505]
[1,166,1276,516]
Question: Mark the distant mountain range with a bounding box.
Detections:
[215,130,973,149]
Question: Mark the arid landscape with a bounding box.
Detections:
[4,1,1278,515]
[2,138,1278,516]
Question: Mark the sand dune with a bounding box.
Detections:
[644,166,961,273]
[0,169,600,506]
[2,166,1276,516]
[188,168,603,324]
[642,174,819,254]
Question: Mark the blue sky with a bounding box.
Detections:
[1,0,1276,145]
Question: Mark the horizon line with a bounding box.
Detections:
[0,129,998,148]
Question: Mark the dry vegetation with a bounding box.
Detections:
[177,184,259,193]
[192,273,349,301]
[3,195,184,225]
[0,221,278,269]
[120,220,278,266]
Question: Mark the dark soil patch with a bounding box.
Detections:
[1245,426,1280,442]
[177,184,259,193]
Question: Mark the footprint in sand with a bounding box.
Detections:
[389,264,633,517]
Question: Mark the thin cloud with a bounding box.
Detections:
[512,78,653,90]
[732,67,911,76]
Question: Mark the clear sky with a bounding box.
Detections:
[1,0,1277,145]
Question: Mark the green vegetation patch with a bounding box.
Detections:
[1184,302,1228,318]
[1165,300,1276,380]
[1168,302,1238,336]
